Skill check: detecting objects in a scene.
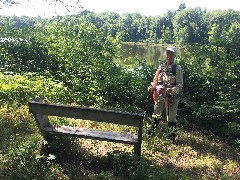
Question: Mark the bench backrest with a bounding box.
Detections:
[28,101,144,128]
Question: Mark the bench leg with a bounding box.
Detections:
[134,144,141,158]
[40,134,55,155]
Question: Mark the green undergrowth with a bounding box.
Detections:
[0,103,239,179]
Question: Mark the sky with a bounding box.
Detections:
[0,0,240,18]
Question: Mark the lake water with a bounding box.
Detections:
[118,43,184,66]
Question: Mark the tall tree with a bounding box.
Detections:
[172,7,208,45]
[206,9,240,47]
[160,10,175,44]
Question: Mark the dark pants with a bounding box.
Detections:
[168,122,177,142]
[147,119,176,142]
[147,118,160,135]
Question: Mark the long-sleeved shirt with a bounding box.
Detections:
[152,63,183,96]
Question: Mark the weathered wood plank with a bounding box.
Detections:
[28,101,143,127]
[43,125,138,145]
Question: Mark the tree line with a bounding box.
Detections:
[1,4,240,47]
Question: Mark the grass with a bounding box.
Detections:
[0,103,239,180]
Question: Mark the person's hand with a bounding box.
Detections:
[148,85,155,92]
[166,88,173,94]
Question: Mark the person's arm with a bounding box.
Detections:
[148,67,161,92]
[172,65,183,95]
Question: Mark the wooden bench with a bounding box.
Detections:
[28,100,144,157]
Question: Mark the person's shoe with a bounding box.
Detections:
[147,118,160,135]
[168,133,176,143]
[168,122,177,143]
[147,129,154,135]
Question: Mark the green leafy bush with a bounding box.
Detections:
[0,72,68,104]
[5,139,66,179]
[178,44,240,138]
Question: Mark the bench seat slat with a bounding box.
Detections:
[43,126,138,145]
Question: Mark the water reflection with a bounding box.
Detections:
[118,43,183,66]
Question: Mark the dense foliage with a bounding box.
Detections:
[1,8,239,137]
[0,16,152,112]
[2,6,240,44]
[0,5,239,179]
[178,44,239,137]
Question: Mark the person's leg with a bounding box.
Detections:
[147,96,165,135]
[166,96,179,142]
[168,121,177,142]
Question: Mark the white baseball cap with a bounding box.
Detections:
[166,46,177,53]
